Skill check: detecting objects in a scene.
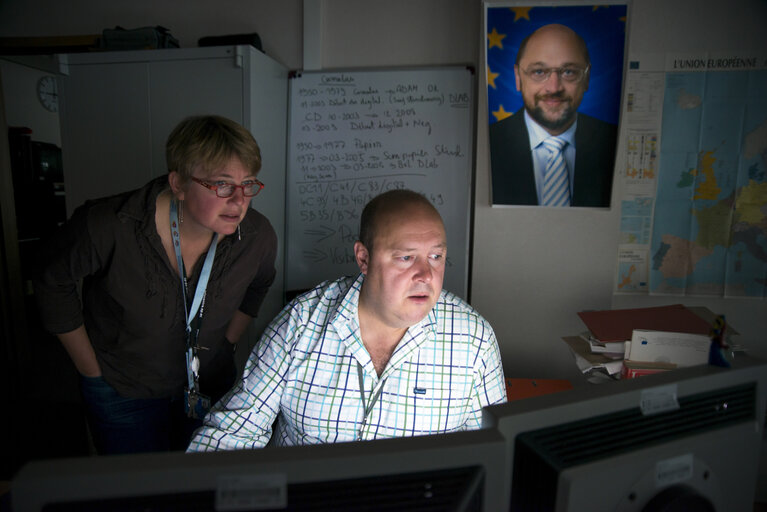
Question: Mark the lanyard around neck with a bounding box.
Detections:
[170,198,218,395]
[169,198,219,331]
[357,362,386,441]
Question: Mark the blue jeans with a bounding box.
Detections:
[79,376,201,455]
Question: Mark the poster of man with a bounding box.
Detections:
[486,3,627,207]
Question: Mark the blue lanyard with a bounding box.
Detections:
[357,362,386,441]
[170,199,219,393]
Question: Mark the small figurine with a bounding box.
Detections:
[708,314,730,368]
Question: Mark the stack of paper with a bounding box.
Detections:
[579,331,626,357]
[565,304,725,380]
[562,336,625,379]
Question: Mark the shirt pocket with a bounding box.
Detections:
[408,385,470,434]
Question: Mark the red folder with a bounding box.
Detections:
[577,304,712,343]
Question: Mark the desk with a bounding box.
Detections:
[505,378,573,401]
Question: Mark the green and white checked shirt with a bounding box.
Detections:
[187,273,507,451]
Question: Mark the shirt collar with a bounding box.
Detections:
[333,274,439,374]
[333,273,365,329]
[113,176,168,239]
[332,273,438,332]
[523,110,578,150]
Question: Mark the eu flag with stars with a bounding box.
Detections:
[486,3,627,126]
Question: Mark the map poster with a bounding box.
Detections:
[646,54,767,297]
[617,248,648,293]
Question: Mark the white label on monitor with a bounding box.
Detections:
[215,474,287,511]
[639,384,679,415]
[655,454,694,487]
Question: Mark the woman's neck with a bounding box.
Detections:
[173,200,216,270]
[178,214,215,247]
[157,191,216,277]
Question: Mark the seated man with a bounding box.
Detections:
[187,189,507,451]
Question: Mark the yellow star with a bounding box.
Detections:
[493,105,513,122]
[487,66,500,89]
[488,28,506,49]
[510,7,532,21]
[592,5,608,10]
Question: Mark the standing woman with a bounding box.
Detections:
[34,115,277,454]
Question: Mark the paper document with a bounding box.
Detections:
[628,330,711,366]
[580,331,626,354]
[563,336,624,375]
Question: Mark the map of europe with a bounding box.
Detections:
[650,70,767,297]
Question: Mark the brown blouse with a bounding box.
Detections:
[34,176,277,400]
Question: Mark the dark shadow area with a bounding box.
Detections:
[2,128,90,482]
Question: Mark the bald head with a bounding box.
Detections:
[359,189,443,252]
[515,24,590,68]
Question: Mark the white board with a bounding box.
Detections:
[286,67,474,298]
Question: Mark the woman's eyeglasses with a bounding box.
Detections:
[190,176,265,198]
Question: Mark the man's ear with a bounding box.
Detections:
[354,241,370,275]
[168,171,185,200]
[514,65,522,92]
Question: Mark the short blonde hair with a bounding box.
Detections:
[166,115,262,182]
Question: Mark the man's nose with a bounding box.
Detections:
[543,70,564,90]
[413,258,433,282]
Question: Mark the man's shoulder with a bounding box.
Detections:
[429,292,498,352]
[289,275,358,313]
[576,112,617,137]
[489,108,526,136]
[267,275,358,341]
[435,290,493,329]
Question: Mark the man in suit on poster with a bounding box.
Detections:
[489,23,617,207]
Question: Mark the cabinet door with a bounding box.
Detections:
[59,51,244,215]
[59,62,153,216]
[148,57,244,178]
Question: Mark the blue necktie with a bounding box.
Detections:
[542,137,570,207]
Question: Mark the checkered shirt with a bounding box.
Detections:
[187,273,507,451]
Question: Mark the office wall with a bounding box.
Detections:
[472,0,767,383]
[309,0,767,383]
[1,0,765,385]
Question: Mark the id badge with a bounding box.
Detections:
[185,388,212,419]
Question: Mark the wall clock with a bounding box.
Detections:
[36,75,59,113]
